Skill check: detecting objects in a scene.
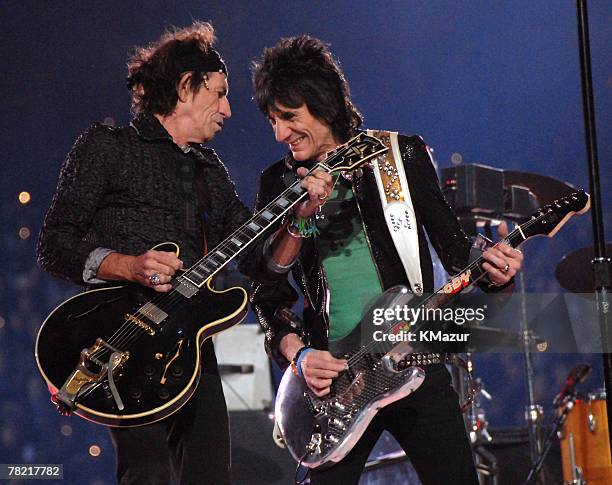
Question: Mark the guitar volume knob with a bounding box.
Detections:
[331,418,346,430]
[332,401,346,412]
[325,433,339,444]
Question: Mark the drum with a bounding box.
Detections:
[560,390,612,484]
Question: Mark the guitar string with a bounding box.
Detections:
[344,229,520,364]
[86,140,381,365]
[91,140,386,358]
[88,178,310,362]
[93,168,318,357]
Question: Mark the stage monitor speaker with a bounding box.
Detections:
[230,410,296,485]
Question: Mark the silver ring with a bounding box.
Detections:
[149,273,161,286]
[502,264,510,273]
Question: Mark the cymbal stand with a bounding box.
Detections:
[504,219,544,471]
[517,266,544,472]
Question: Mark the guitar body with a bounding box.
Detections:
[35,278,247,427]
[275,286,427,469]
[276,358,425,468]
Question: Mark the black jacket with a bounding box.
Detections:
[249,134,474,369]
[37,113,251,285]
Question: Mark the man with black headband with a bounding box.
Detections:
[248,36,523,484]
[38,22,252,485]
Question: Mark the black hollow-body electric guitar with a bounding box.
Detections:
[35,133,389,427]
[274,191,590,469]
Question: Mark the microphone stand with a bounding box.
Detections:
[575,0,612,449]
[524,396,578,485]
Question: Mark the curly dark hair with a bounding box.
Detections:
[252,35,363,143]
[127,21,218,116]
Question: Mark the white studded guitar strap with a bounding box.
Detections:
[367,130,423,295]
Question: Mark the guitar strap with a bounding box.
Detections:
[367,130,424,295]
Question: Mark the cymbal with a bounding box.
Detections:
[555,244,612,293]
[503,171,577,206]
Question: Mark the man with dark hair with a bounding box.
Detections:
[37,22,326,485]
[249,36,523,484]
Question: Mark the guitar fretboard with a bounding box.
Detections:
[178,169,313,290]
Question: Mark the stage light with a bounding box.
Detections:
[18,227,31,239]
[88,444,101,457]
[451,152,463,165]
[18,191,31,204]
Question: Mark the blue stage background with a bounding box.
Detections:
[1,2,610,483]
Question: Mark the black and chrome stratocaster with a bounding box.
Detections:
[35,133,389,427]
[275,191,590,469]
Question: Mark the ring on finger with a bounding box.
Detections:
[149,273,161,286]
[501,264,510,273]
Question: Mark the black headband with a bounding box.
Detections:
[126,48,227,89]
[176,48,227,77]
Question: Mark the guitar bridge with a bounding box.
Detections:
[53,338,129,414]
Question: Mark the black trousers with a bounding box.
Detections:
[309,365,478,485]
[109,342,230,485]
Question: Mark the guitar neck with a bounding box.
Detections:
[179,163,328,289]
[423,224,527,310]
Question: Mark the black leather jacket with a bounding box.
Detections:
[37,113,251,285]
[249,134,473,369]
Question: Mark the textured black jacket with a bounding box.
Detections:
[37,113,251,285]
[249,134,474,369]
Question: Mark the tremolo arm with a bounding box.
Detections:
[52,338,129,415]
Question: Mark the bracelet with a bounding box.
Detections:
[290,346,306,375]
[290,346,314,377]
[286,223,304,238]
[287,215,320,238]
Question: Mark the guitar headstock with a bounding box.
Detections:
[319,133,388,174]
[522,190,590,239]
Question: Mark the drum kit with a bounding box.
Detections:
[440,166,612,484]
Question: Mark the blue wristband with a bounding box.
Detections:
[296,348,315,377]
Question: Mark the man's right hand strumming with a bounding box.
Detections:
[280,333,347,397]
